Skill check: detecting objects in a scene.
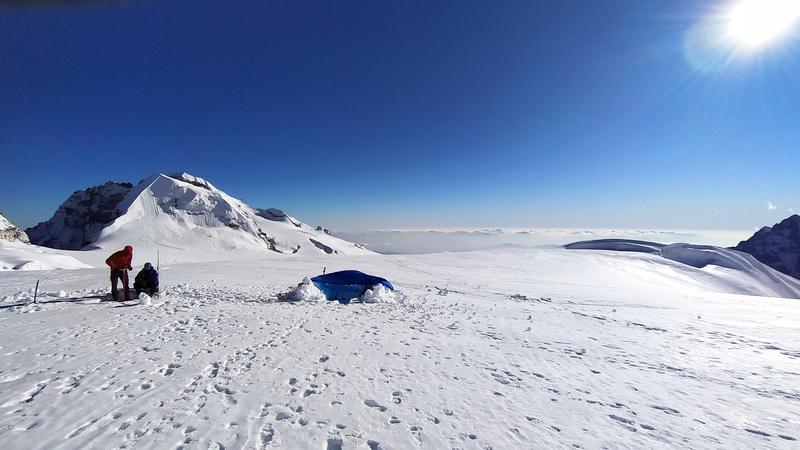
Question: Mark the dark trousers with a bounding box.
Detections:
[110,269,130,301]
[134,281,158,296]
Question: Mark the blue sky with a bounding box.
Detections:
[1,0,798,230]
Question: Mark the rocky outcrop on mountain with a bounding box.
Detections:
[733,215,800,280]
[0,213,30,243]
[26,182,133,250]
[256,208,302,228]
[315,226,333,236]
[168,172,213,190]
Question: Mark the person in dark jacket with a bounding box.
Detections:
[106,245,133,301]
[134,262,159,296]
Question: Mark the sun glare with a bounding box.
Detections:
[725,0,800,51]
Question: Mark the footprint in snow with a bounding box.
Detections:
[651,405,680,415]
[260,424,275,446]
[275,411,292,421]
[325,437,343,450]
[609,415,636,432]
[159,363,181,376]
[745,428,771,437]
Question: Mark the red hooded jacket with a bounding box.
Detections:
[106,245,133,270]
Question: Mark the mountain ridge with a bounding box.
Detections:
[733,214,800,280]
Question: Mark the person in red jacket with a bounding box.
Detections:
[106,245,133,301]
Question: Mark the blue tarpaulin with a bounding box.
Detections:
[311,270,394,304]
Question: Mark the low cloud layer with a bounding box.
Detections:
[335,228,752,255]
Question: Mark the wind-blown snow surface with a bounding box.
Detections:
[1,214,89,271]
[566,239,800,299]
[0,248,798,449]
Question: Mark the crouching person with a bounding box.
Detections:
[134,262,159,296]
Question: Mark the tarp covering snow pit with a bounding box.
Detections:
[311,270,394,304]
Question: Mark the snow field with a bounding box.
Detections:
[0,248,797,449]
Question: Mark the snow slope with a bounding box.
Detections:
[565,239,800,299]
[0,239,91,271]
[0,214,90,271]
[0,248,798,449]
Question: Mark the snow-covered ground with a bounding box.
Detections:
[0,248,798,449]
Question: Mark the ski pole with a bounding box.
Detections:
[33,280,39,304]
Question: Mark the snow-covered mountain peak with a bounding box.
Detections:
[100,172,274,249]
[28,172,372,260]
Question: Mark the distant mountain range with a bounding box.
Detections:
[25,172,372,257]
[733,214,800,280]
[9,177,800,280]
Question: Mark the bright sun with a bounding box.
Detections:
[725,0,800,51]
